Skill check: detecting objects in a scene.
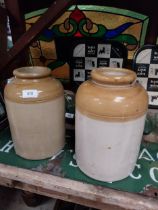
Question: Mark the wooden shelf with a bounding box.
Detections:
[0,163,157,210]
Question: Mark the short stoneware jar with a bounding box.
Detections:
[75,67,148,182]
[4,66,65,160]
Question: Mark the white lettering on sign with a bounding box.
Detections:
[67,150,158,185]
[22,90,39,98]
[0,140,14,153]
[69,154,78,167]
[69,161,78,167]
[150,167,158,183]
[130,164,142,179]
[138,148,155,161]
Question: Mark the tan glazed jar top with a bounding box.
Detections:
[91,68,137,85]
[76,67,148,121]
[5,66,64,103]
[13,66,51,79]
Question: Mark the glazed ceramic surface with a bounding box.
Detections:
[76,67,148,182]
[4,66,65,160]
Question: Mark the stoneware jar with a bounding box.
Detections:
[4,66,65,160]
[75,67,148,182]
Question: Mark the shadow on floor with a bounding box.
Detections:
[0,186,56,210]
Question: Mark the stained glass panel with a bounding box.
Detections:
[25,5,149,79]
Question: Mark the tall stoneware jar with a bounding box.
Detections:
[4,66,65,160]
[76,67,148,182]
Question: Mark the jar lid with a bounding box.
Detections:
[91,68,137,86]
[13,66,51,79]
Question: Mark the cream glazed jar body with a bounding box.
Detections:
[75,68,148,182]
[4,66,65,160]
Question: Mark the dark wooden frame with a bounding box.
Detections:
[0,1,158,209]
[0,91,8,130]
[0,0,75,80]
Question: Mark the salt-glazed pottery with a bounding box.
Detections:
[4,66,65,160]
[75,67,148,182]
